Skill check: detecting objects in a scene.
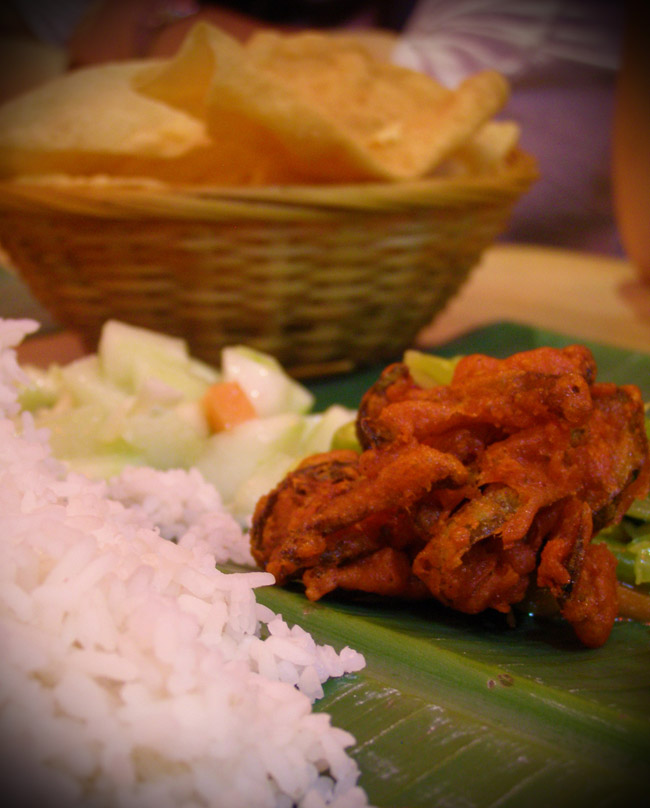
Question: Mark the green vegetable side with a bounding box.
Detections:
[18,320,354,522]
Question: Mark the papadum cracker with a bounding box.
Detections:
[135,24,405,184]
[0,22,518,186]
[245,30,509,179]
[0,60,229,183]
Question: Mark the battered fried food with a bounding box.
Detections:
[250,346,650,647]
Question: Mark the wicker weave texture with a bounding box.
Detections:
[0,151,537,375]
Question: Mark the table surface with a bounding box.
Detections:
[420,243,650,354]
[8,242,650,367]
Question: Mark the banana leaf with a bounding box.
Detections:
[245,323,650,808]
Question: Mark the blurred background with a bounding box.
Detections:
[0,0,638,328]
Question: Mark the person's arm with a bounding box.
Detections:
[612,0,650,282]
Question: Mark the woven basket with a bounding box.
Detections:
[0,149,536,377]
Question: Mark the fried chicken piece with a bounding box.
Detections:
[303,546,431,601]
[251,443,468,588]
[251,449,362,580]
[573,382,650,526]
[412,484,537,614]
[537,497,619,648]
[250,345,650,648]
[413,383,647,645]
[560,542,620,648]
[357,345,596,450]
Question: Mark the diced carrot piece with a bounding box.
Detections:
[202,381,257,432]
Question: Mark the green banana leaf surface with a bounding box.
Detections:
[235,323,650,808]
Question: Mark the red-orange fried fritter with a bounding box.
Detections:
[250,346,650,647]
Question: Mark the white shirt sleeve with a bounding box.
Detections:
[392,0,621,86]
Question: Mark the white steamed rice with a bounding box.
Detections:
[0,319,370,808]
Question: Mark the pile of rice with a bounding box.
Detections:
[0,319,370,808]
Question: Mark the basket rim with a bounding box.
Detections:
[0,149,538,222]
